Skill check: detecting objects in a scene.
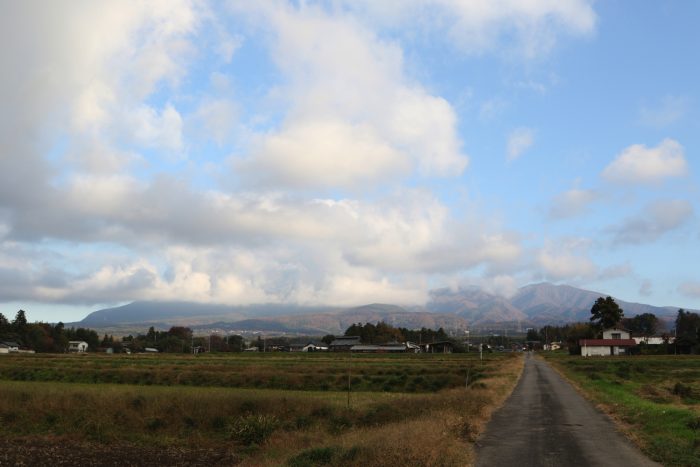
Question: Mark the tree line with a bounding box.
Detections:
[0,310,247,354]
[526,296,700,354]
[0,310,100,352]
[122,326,244,353]
[342,321,449,345]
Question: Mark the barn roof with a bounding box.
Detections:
[579,339,636,346]
[329,336,361,347]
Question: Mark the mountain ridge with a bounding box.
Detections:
[75,282,691,333]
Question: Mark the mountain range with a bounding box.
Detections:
[76,282,688,334]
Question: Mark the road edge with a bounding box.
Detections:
[537,354,654,457]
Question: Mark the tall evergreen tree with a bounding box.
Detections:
[0,312,9,335]
[590,296,624,331]
[12,309,28,333]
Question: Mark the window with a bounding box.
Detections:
[611,333,621,339]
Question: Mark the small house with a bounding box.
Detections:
[580,328,635,357]
[329,336,361,352]
[68,341,88,353]
[0,341,19,353]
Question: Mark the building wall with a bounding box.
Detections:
[603,329,630,339]
[633,337,667,345]
[581,345,611,357]
[581,345,630,356]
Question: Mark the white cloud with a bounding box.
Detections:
[507,127,535,161]
[0,1,617,313]
[548,185,599,219]
[679,282,700,299]
[191,98,239,146]
[236,119,410,189]
[536,238,597,281]
[479,97,508,121]
[345,0,597,58]
[602,139,688,184]
[0,173,530,307]
[537,250,596,281]
[229,2,468,189]
[639,95,690,127]
[597,264,633,281]
[436,0,596,58]
[607,200,694,245]
[125,103,184,153]
[639,279,652,297]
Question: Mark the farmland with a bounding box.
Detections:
[0,352,523,466]
[543,353,700,467]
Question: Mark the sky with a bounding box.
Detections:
[1,0,699,323]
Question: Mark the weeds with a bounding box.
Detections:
[228,414,280,446]
[287,446,360,467]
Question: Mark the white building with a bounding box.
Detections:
[632,336,673,345]
[68,341,88,353]
[0,341,20,352]
[580,328,636,357]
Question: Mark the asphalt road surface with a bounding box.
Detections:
[475,353,661,467]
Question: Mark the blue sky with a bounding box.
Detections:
[1,0,698,323]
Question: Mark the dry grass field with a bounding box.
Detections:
[0,351,523,466]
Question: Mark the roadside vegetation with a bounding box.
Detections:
[543,353,700,467]
[0,352,523,466]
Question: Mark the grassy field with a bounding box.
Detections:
[0,352,523,466]
[0,352,497,393]
[543,353,700,467]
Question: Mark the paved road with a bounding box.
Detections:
[475,353,660,467]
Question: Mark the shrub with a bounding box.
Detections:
[287,446,360,467]
[210,415,227,431]
[228,414,279,446]
[672,382,692,398]
[686,417,700,431]
[146,418,165,431]
[287,446,338,466]
[294,415,313,430]
[328,415,352,434]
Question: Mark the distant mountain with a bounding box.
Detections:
[195,304,469,335]
[428,287,526,323]
[510,283,606,323]
[428,282,684,326]
[77,283,691,333]
[77,301,329,327]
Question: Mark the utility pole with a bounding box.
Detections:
[347,351,351,409]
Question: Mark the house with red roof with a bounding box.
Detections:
[579,328,636,357]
